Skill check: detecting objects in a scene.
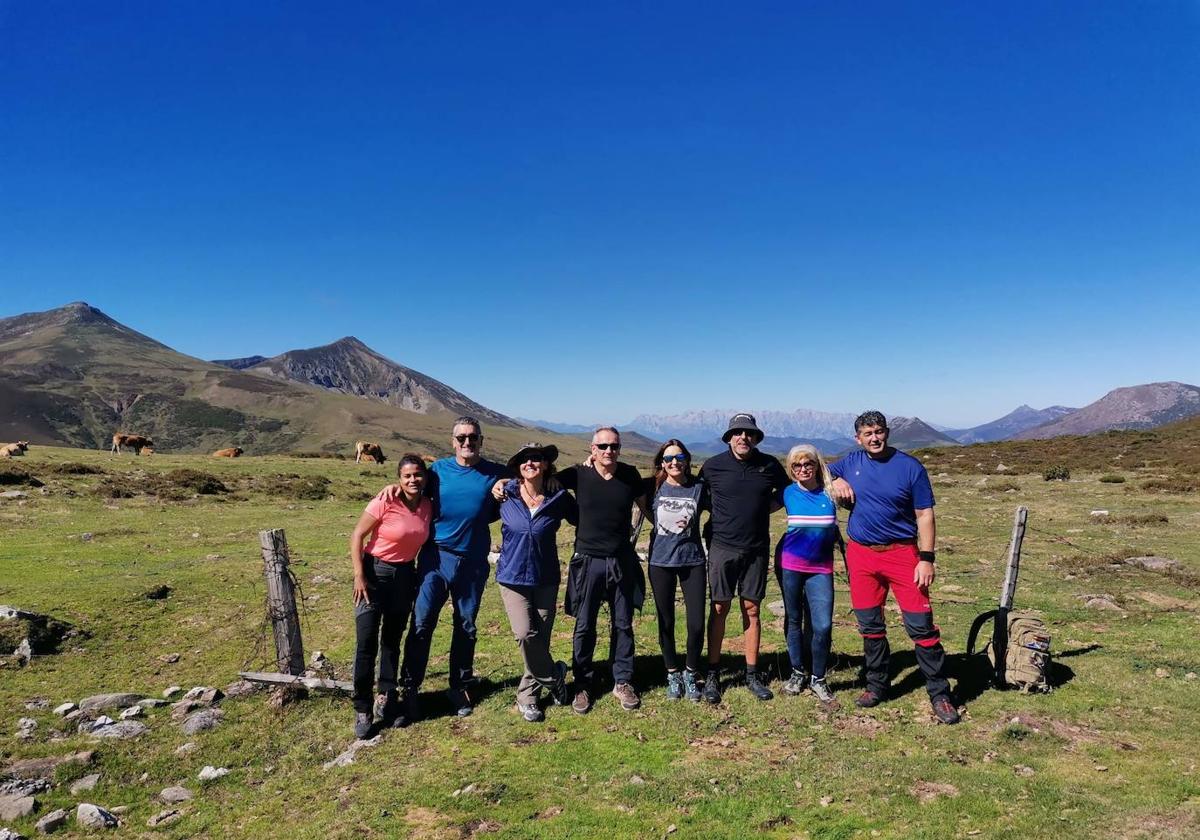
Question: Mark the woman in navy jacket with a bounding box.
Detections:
[496,442,578,721]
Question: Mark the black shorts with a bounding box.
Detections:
[708,543,768,603]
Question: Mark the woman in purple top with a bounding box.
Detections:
[496,443,577,722]
[775,444,842,704]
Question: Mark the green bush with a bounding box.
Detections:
[1043,465,1070,481]
[1099,474,1126,483]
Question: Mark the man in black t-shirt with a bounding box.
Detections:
[698,413,789,703]
[559,426,647,713]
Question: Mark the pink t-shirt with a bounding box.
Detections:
[362,489,432,563]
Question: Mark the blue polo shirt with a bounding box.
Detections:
[829,448,934,545]
[426,457,509,558]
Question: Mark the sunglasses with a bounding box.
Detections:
[521,456,545,465]
[454,434,481,444]
[661,453,688,464]
[593,442,620,451]
[791,461,817,471]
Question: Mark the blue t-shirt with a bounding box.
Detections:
[777,484,839,573]
[426,457,509,558]
[829,448,934,545]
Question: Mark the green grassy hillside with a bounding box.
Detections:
[2,445,1198,839]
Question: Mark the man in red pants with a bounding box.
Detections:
[829,411,960,724]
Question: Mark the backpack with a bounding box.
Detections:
[993,612,1052,693]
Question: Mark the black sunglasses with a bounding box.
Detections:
[455,434,481,444]
[593,442,620,451]
[661,453,688,463]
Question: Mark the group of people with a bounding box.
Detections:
[347,410,960,739]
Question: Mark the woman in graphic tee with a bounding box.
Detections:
[644,439,710,701]
[349,453,433,738]
[775,444,842,704]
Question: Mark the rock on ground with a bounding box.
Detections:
[323,735,383,770]
[16,718,37,739]
[163,686,182,699]
[159,786,193,804]
[78,693,143,712]
[223,679,257,698]
[197,766,230,782]
[89,720,149,740]
[119,705,143,719]
[146,809,183,828]
[0,794,37,820]
[35,807,69,834]
[3,750,94,781]
[181,708,222,735]
[69,774,101,795]
[182,686,224,705]
[75,803,118,829]
[0,826,28,840]
[53,702,77,716]
[1126,555,1181,572]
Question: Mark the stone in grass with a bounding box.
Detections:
[0,794,37,820]
[163,686,182,699]
[197,766,230,782]
[0,826,28,840]
[53,702,77,717]
[35,808,69,834]
[70,774,101,795]
[119,705,143,719]
[182,686,224,706]
[90,720,149,740]
[175,742,197,756]
[159,786,193,804]
[79,716,114,733]
[78,693,143,713]
[1126,555,1180,572]
[75,803,118,829]
[16,718,37,739]
[24,698,49,711]
[223,679,257,699]
[137,698,168,708]
[171,699,202,720]
[146,809,183,828]
[181,708,222,735]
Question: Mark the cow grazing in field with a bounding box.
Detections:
[111,433,153,455]
[213,447,243,458]
[355,441,386,464]
[0,441,29,458]
[140,447,154,456]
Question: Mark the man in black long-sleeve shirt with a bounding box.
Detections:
[698,413,788,703]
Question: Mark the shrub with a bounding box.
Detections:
[1141,477,1196,493]
[164,469,228,495]
[1099,474,1126,484]
[1043,466,1070,481]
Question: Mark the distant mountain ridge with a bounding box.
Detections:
[948,404,1076,444]
[627,408,859,442]
[223,336,519,427]
[1013,381,1200,439]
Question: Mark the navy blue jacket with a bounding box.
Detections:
[496,480,578,587]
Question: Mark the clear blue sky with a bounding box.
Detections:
[4,2,1198,427]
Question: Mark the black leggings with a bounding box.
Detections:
[647,563,707,672]
[352,557,417,713]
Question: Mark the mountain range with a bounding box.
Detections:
[4,302,1200,458]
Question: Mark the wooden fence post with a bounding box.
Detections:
[992,506,1029,686]
[260,528,305,676]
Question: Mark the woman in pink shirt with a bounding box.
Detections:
[349,453,433,738]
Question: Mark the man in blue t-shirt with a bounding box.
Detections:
[390,416,508,724]
[829,411,960,725]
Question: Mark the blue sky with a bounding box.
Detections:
[3,2,1198,427]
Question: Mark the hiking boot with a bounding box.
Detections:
[665,671,684,700]
[353,711,373,740]
[446,686,474,718]
[931,695,961,725]
[612,682,641,711]
[854,688,885,708]
[572,688,592,715]
[703,670,722,704]
[745,670,774,701]
[780,670,809,696]
[810,678,837,706]
[549,661,570,706]
[516,701,544,723]
[373,691,398,726]
[394,692,420,728]
[682,669,702,702]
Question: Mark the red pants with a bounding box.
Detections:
[846,540,949,699]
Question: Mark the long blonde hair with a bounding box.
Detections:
[785,444,833,501]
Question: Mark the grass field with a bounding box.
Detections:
[2,446,1199,839]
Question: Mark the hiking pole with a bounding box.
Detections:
[966,506,1028,687]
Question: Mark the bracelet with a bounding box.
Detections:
[918,551,936,564]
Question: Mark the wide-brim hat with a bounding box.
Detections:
[721,412,764,443]
[507,442,559,470]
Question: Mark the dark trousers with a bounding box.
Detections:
[571,554,637,687]
[776,567,834,680]
[401,546,490,693]
[648,563,707,673]
[353,557,417,713]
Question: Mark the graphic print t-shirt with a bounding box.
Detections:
[648,480,709,568]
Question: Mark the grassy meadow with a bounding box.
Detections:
[2,445,1199,839]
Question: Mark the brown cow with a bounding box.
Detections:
[0,441,30,458]
[111,433,153,455]
[140,447,155,456]
[355,441,386,464]
[213,447,244,458]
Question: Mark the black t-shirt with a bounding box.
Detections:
[558,463,644,556]
[698,448,789,551]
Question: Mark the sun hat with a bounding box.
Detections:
[721,412,764,443]
[506,442,559,470]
